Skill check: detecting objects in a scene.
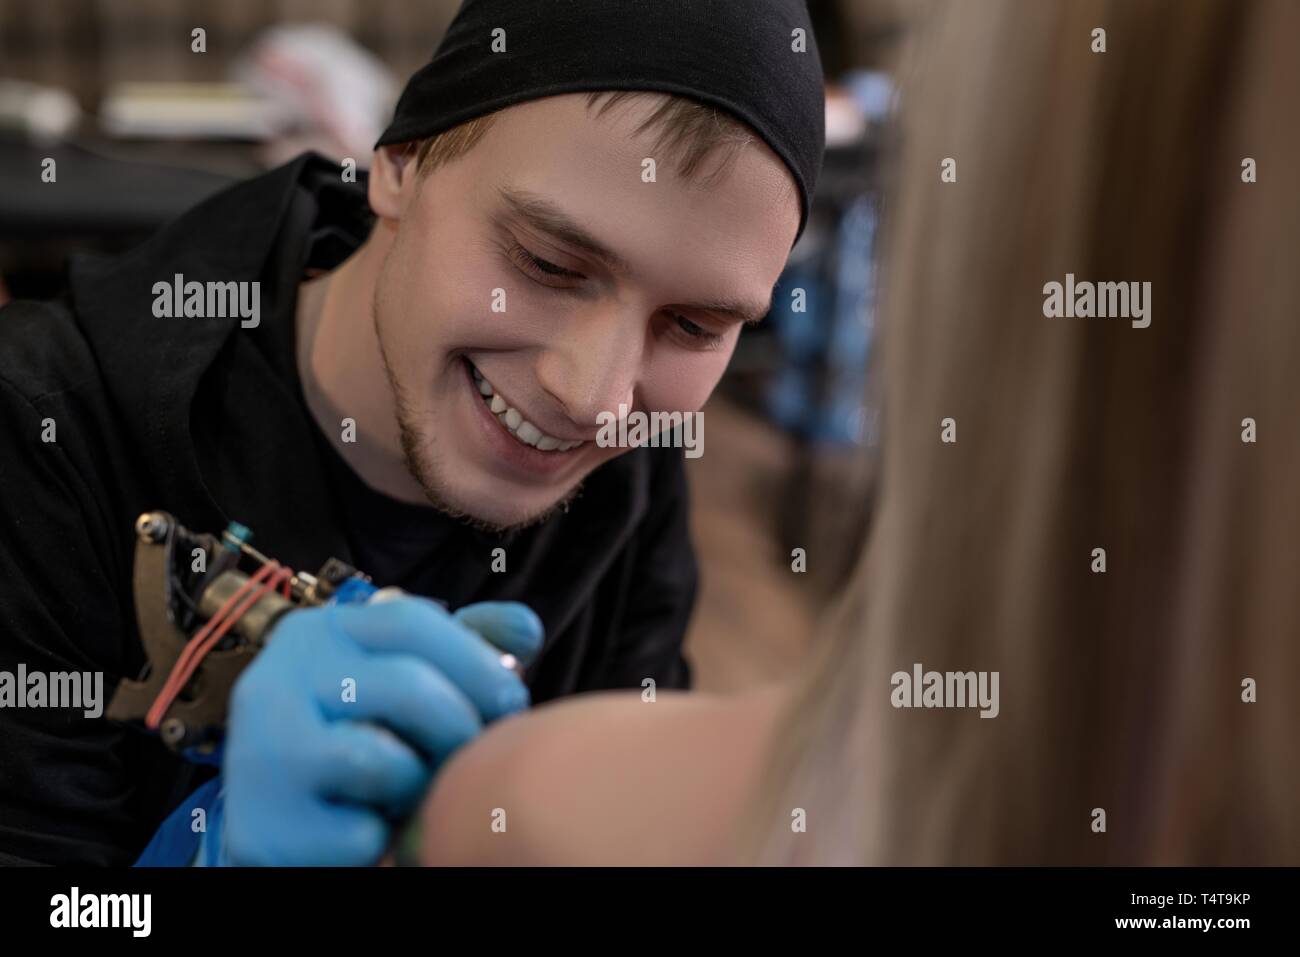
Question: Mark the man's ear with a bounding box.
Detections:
[369,144,418,220]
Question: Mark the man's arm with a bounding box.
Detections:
[0,367,150,865]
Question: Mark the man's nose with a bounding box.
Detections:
[536,314,643,431]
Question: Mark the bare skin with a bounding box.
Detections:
[419,680,794,865]
[295,92,801,531]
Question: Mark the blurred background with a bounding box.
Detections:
[0,0,910,691]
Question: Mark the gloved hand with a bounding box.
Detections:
[220,596,544,866]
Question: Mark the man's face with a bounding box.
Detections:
[371,93,801,530]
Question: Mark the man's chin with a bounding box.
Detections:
[422,480,584,535]
[388,392,584,533]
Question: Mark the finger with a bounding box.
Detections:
[453,601,545,663]
[318,652,484,764]
[329,598,531,720]
[313,721,431,817]
[228,799,390,867]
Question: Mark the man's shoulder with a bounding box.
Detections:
[0,297,105,410]
[0,296,128,516]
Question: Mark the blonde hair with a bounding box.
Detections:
[406,90,756,188]
[753,0,1300,865]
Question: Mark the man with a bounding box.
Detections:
[0,0,824,865]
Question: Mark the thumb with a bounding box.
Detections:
[453,601,545,664]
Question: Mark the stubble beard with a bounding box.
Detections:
[370,279,584,535]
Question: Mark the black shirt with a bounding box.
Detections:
[311,419,461,593]
[0,153,697,865]
[307,411,502,600]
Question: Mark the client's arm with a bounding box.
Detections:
[419,682,791,865]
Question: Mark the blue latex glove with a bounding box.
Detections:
[218,596,544,866]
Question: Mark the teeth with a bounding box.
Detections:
[469,363,584,453]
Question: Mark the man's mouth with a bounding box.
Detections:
[466,359,586,454]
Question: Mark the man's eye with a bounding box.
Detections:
[676,315,708,337]
[673,314,724,347]
[527,253,569,276]
[509,242,582,283]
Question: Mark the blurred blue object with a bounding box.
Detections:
[824,195,877,444]
[766,194,879,446]
[844,70,896,123]
[765,264,828,434]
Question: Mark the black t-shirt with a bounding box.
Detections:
[307,412,486,598]
[312,422,457,592]
[0,153,697,865]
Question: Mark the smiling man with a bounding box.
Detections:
[310,91,802,531]
[0,0,823,865]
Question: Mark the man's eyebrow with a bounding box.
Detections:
[677,292,774,326]
[497,186,633,276]
[497,185,775,324]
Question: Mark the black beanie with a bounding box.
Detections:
[375,0,826,243]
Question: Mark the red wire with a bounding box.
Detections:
[146,561,292,732]
[145,561,279,730]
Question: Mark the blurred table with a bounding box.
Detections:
[0,135,258,298]
[0,136,254,241]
